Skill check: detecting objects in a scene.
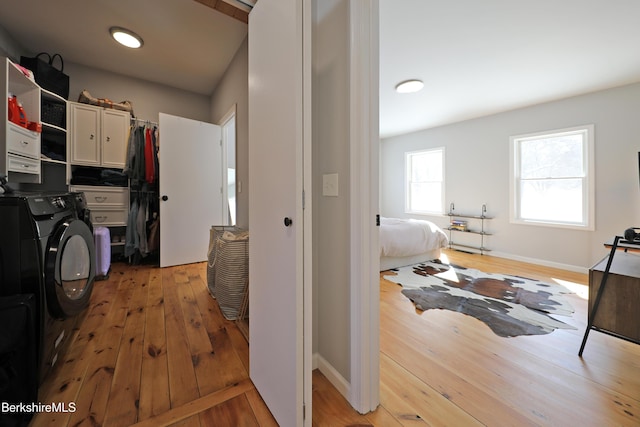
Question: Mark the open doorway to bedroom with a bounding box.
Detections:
[220,105,237,226]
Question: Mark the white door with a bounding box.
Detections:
[248,0,312,426]
[159,113,224,267]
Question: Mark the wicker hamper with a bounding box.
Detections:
[207,226,249,320]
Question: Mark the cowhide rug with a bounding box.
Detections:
[384,260,576,337]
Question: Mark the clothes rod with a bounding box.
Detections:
[131,118,158,126]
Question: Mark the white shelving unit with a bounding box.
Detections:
[1,58,42,183]
[446,203,492,255]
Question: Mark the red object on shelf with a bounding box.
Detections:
[8,95,19,123]
[7,95,28,128]
[27,122,42,133]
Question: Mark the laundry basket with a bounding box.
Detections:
[207,226,240,297]
[207,226,249,320]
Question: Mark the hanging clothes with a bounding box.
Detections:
[136,193,149,257]
[123,125,134,176]
[124,198,140,258]
[144,127,155,184]
[123,119,160,263]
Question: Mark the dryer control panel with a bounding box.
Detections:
[26,193,74,217]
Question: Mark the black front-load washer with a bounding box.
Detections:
[0,191,95,384]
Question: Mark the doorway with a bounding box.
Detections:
[220,105,237,226]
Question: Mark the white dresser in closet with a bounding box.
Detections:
[69,185,129,228]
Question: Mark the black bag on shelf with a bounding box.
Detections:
[20,52,70,99]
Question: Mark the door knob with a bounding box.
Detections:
[161,195,168,201]
[284,217,293,227]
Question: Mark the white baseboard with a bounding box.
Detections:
[490,251,589,274]
[313,352,350,400]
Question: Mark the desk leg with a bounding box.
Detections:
[578,236,621,356]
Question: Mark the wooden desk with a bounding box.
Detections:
[579,236,640,355]
[589,251,640,342]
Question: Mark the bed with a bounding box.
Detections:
[379,217,448,271]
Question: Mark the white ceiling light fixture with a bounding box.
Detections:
[395,79,424,93]
[110,27,144,49]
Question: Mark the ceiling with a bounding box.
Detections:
[2,1,640,139]
[380,0,640,138]
[0,0,249,95]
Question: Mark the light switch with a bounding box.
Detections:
[323,173,339,197]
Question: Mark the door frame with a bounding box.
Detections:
[349,0,380,413]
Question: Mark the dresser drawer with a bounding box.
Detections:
[90,209,128,227]
[7,154,40,175]
[70,185,129,208]
[7,123,40,159]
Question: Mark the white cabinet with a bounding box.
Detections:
[102,109,129,167]
[1,58,42,183]
[69,102,129,168]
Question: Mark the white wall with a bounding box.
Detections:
[66,62,210,124]
[381,83,640,270]
[210,37,249,229]
[0,25,23,61]
[312,0,351,382]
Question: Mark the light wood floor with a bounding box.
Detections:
[32,262,278,427]
[313,249,640,426]
[32,250,640,426]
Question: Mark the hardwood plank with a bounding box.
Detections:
[379,353,482,426]
[167,415,201,427]
[361,404,404,427]
[379,315,537,426]
[138,267,171,420]
[175,275,224,396]
[65,267,137,426]
[187,263,249,385]
[163,266,200,407]
[131,379,254,427]
[30,266,122,427]
[103,267,151,426]
[244,388,279,427]
[312,370,373,426]
[198,394,260,427]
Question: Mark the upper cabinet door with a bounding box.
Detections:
[101,109,129,168]
[70,103,100,166]
[70,102,130,167]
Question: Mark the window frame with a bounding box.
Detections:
[509,125,595,230]
[404,147,445,216]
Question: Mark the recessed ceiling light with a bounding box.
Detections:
[110,27,144,49]
[395,79,424,93]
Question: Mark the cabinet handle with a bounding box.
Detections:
[94,216,107,223]
[106,136,111,142]
[21,164,31,168]
[21,140,29,146]
[94,196,108,203]
[90,134,95,140]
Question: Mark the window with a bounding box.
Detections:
[405,148,445,215]
[510,125,594,229]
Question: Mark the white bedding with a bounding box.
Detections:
[379,217,448,258]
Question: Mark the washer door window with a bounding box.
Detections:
[45,218,96,319]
